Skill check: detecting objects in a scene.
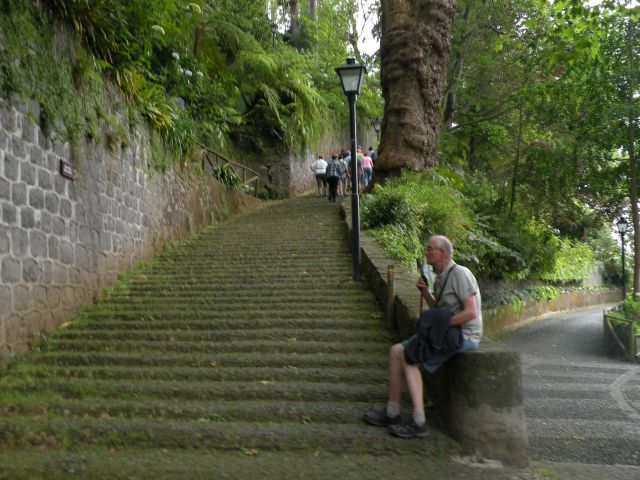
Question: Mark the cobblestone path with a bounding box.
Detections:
[501,306,640,466]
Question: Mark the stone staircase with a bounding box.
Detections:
[0,196,463,478]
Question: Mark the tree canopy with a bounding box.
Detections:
[1,0,638,286]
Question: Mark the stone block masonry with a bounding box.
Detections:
[0,97,259,358]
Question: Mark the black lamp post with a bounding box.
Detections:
[371,117,381,142]
[270,22,278,48]
[617,217,629,299]
[335,57,366,281]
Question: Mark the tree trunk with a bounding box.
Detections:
[289,0,301,48]
[508,105,523,218]
[309,0,316,21]
[375,0,456,183]
[443,3,472,130]
[627,19,639,298]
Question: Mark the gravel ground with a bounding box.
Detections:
[500,304,640,479]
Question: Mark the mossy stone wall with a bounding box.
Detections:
[0,96,260,359]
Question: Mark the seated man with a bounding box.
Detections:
[364,235,482,438]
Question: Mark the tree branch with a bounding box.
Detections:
[447,106,518,131]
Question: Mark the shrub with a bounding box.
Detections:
[361,188,414,229]
[211,164,242,188]
[361,168,599,285]
[257,185,287,200]
[540,238,595,284]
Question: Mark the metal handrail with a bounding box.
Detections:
[200,145,260,196]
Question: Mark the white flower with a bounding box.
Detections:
[184,70,193,77]
[196,71,204,78]
[151,25,165,35]
[171,52,180,61]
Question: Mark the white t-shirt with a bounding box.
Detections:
[311,159,327,174]
[433,261,482,343]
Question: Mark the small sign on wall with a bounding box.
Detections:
[60,160,77,180]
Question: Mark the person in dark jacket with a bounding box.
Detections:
[363,235,482,438]
[325,153,341,202]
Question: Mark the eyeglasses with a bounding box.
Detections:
[425,246,441,253]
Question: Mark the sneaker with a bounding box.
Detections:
[363,408,401,427]
[388,420,429,438]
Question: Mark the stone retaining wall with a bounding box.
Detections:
[0,97,260,359]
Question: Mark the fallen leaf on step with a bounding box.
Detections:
[243,448,258,456]
[209,360,219,367]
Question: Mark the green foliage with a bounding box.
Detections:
[620,296,640,331]
[1,0,381,169]
[361,189,414,230]
[211,164,242,189]
[483,285,561,309]
[257,185,287,200]
[540,238,594,284]
[368,224,423,270]
[0,1,110,144]
[362,169,599,283]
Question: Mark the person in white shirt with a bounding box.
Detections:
[310,155,328,197]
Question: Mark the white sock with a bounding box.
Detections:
[413,410,425,425]
[386,402,400,418]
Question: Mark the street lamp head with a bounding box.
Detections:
[335,57,366,96]
[270,22,277,35]
[617,217,629,234]
[371,117,381,132]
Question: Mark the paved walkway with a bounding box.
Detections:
[501,305,640,470]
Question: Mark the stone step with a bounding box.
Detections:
[54,328,391,343]
[3,377,387,403]
[63,318,386,332]
[109,285,368,296]
[109,278,358,289]
[0,446,467,480]
[0,417,434,454]
[28,351,388,369]
[43,339,389,355]
[81,308,383,321]
[97,295,377,307]
[0,396,384,424]
[14,364,387,385]
[148,253,353,263]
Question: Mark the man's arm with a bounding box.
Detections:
[416,278,436,308]
[449,294,477,326]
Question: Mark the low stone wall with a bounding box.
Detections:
[483,288,621,337]
[0,97,261,359]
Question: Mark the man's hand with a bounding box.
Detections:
[416,277,429,291]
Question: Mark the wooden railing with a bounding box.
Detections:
[200,146,260,196]
[603,306,639,362]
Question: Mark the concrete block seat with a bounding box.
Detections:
[425,340,528,467]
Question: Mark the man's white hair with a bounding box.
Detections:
[429,235,453,257]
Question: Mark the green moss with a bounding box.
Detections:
[0,2,114,146]
[510,297,524,316]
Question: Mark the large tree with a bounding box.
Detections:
[374,0,456,181]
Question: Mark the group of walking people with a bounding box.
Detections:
[310,146,377,201]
